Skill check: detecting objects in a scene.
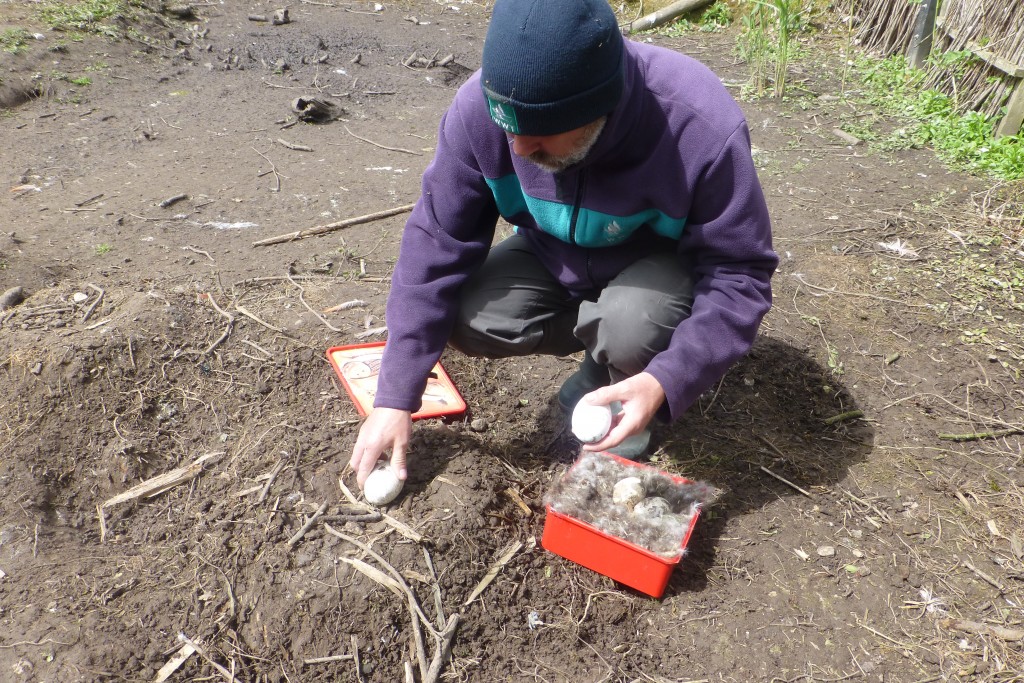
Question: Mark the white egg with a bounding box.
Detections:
[634,496,672,518]
[363,466,404,506]
[571,401,612,443]
[612,476,645,509]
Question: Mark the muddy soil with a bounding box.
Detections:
[1,2,1022,682]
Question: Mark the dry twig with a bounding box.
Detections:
[342,125,422,155]
[253,204,415,246]
[287,500,329,547]
[81,283,105,322]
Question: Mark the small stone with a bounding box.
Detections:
[470,418,488,432]
[272,8,291,25]
[72,292,89,304]
[817,545,836,557]
[0,286,25,311]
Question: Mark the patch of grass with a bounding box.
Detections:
[851,55,1024,181]
[1,28,32,54]
[95,243,113,255]
[37,0,138,39]
[650,1,733,36]
[50,71,92,86]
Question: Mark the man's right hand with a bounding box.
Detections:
[350,407,413,489]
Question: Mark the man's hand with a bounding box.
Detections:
[350,407,413,489]
[579,372,665,453]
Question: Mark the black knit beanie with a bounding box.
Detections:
[481,0,624,136]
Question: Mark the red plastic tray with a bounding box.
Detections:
[541,454,701,598]
[326,342,466,420]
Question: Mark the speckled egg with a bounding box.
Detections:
[634,496,672,518]
[612,476,646,509]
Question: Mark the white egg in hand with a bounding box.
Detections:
[612,476,646,509]
[364,465,404,506]
[571,401,612,443]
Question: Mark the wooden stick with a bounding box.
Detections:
[329,526,432,678]
[758,465,813,497]
[325,525,436,636]
[338,477,423,542]
[303,654,354,665]
[159,193,189,208]
[81,283,105,323]
[257,459,286,503]
[287,501,329,547]
[938,427,1024,442]
[464,540,523,605]
[942,618,1024,641]
[351,635,365,683]
[100,453,223,541]
[422,547,446,630]
[253,204,415,246]
[962,560,1006,592]
[343,125,422,155]
[204,293,235,355]
[277,138,313,152]
[102,453,222,508]
[234,304,288,335]
[423,614,461,683]
[627,0,713,33]
[153,643,196,683]
[177,633,234,682]
[823,409,864,425]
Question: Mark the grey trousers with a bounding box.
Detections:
[449,234,694,382]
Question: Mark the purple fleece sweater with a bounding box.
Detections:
[374,39,777,420]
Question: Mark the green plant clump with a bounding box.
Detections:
[37,0,138,39]
[644,1,733,37]
[737,0,808,98]
[1,28,32,54]
[856,55,1024,181]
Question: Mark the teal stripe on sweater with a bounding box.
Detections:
[485,174,686,247]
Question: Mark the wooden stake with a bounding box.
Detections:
[253,204,416,246]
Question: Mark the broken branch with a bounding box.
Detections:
[253,204,415,246]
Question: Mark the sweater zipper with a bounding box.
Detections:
[568,168,588,244]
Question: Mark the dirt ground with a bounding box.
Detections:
[2,1,1023,682]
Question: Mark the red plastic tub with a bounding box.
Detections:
[541,454,701,598]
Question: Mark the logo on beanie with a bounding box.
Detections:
[486,96,520,135]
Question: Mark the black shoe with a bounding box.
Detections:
[557,353,610,413]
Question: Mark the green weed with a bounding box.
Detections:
[95,243,113,255]
[1,28,32,54]
[37,0,138,39]
[640,0,732,36]
[851,55,1024,181]
[737,0,807,98]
